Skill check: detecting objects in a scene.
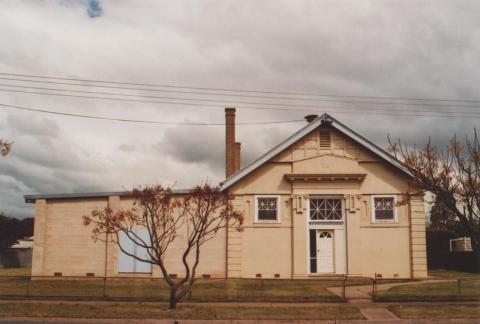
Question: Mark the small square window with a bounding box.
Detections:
[372,197,396,222]
[256,196,279,222]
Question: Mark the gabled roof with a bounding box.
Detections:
[220,113,409,191]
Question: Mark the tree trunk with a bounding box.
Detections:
[169,286,177,309]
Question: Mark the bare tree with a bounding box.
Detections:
[429,196,459,232]
[83,184,243,309]
[0,139,12,156]
[389,131,480,261]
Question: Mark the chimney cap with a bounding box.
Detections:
[305,114,318,123]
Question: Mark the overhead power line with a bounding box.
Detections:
[2,76,480,110]
[1,98,480,123]
[0,103,305,125]
[0,76,417,104]
[1,87,480,118]
[1,71,480,104]
[1,82,480,112]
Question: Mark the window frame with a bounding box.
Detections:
[371,195,398,224]
[117,228,153,274]
[254,195,281,223]
[308,196,345,223]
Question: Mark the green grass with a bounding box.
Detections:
[388,303,480,319]
[0,277,344,302]
[378,278,480,299]
[428,269,480,279]
[0,267,31,276]
[0,302,365,320]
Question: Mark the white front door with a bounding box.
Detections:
[316,231,334,273]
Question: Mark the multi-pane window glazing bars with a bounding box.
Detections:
[257,197,278,220]
[374,197,395,220]
[310,199,342,221]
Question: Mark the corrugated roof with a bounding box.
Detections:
[220,113,409,190]
[24,189,191,203]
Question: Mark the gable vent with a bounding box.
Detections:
[319,131,331,148]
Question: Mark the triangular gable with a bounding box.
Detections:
[220,113,410,190]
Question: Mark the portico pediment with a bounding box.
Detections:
[292,154,364,174]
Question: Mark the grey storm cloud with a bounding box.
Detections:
[158,123,294,175]
[0,0,480,218]
[158,126,225,171]
[118,143,136,153]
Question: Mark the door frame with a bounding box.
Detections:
[305,195,346,275]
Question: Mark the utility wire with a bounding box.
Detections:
[1,71,480,104]
[1,82,480,112]
[0,76,403,103]
[0,103,305,125]
[1,87,480,118]
[2,76,480,110]
[1,92,480,122]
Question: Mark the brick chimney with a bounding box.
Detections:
[234,142,241,172]
[225,108,236,177]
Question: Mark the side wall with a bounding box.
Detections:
[31,196,226,278]
[32,198,108,276]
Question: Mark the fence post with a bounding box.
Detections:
[102,276,107,298]
[372,279,376,301]
[26,277,31,297]
[261,279,264,299]
[458,279,461,295]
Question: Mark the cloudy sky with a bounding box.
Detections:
[0,0,479,219]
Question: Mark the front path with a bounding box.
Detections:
[326,279,455,321]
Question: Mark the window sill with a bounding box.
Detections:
[372,220,398,225]
[363,222,404,228]
[118,272,153,274]
[116,272,153,277]
[309,220,344,225]
[253,220,281,224]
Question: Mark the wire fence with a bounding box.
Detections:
[372,276,480,301]
[0,275,350,302]
[2,274,478,302]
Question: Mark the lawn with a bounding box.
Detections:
[428,269,480,279]
[378,278,480,300]
[388,303,480,319]
[0,302,365,320]
[0,277,345,302]
[375,269,480,300]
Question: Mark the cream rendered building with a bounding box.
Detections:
[26,110,427,279]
